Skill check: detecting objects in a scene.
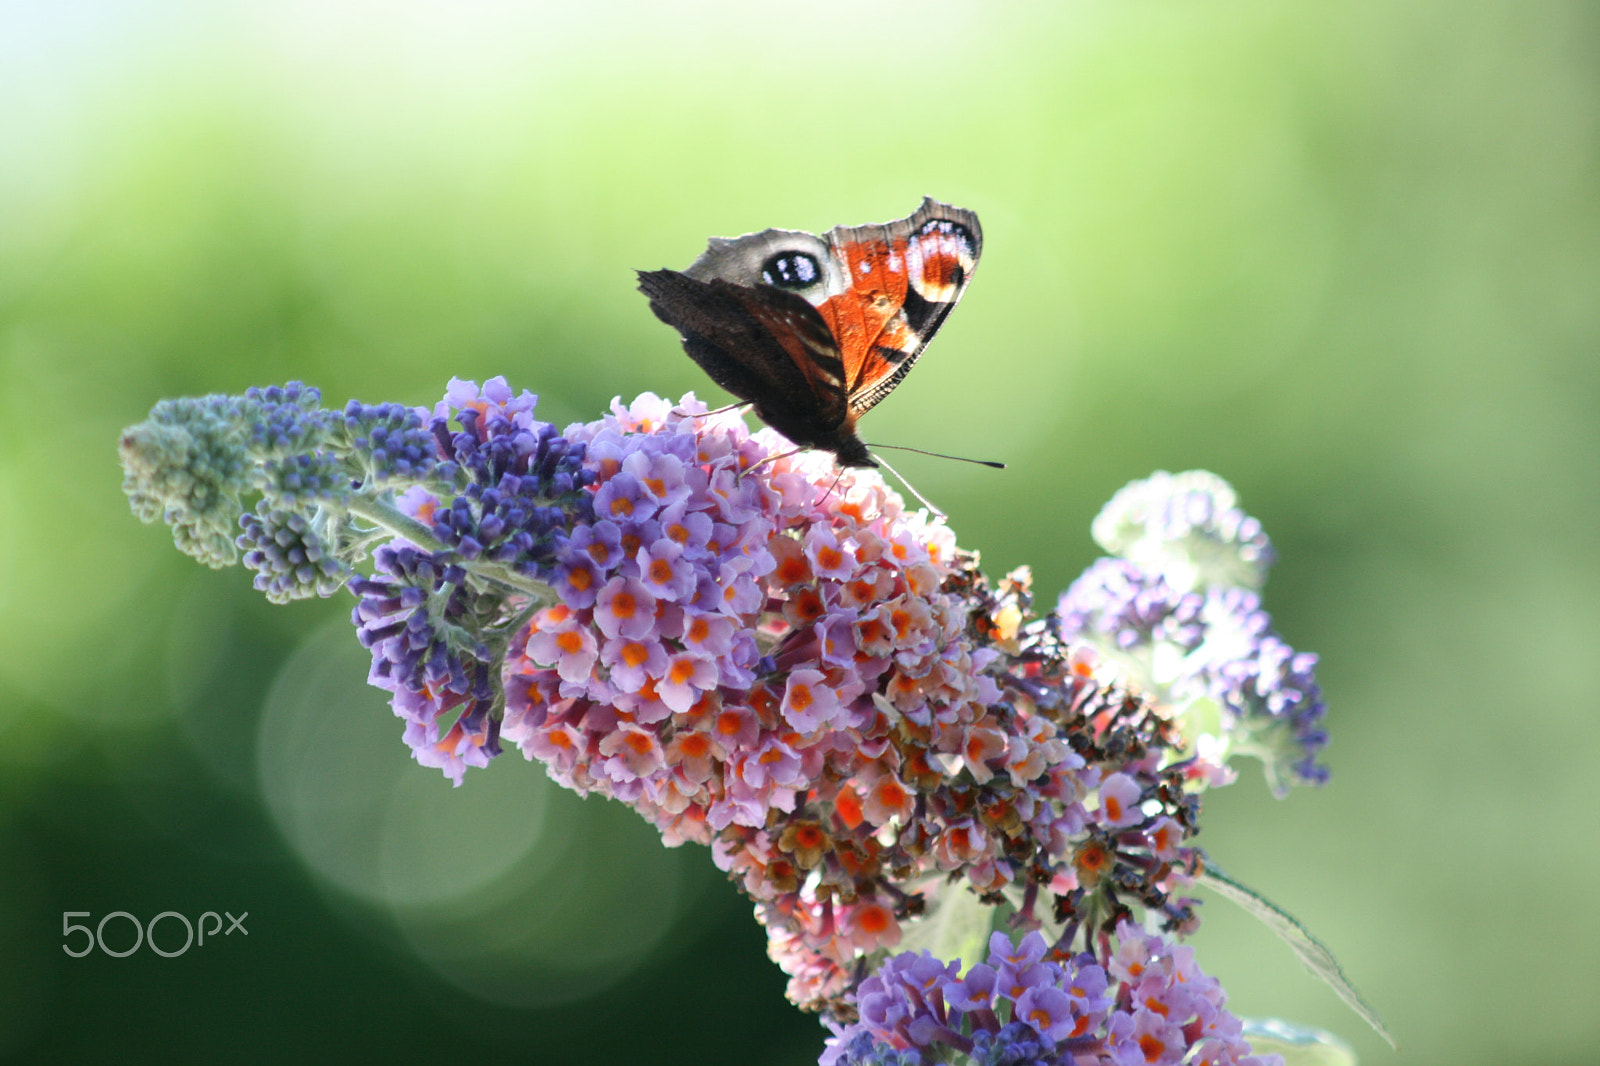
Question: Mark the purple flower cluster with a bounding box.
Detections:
[120,376,1363,1065]
[243,383,348,508]
[822,927,1281,1066]
[349,379,591,783]
[1090,471,1274,594]
[237,506,351,604]
[1199,588,1329,791]
[352,546,503,782]
[245,382,336,455]
[1056,472,1328,794]
[341,400,439,485]
[414,378,591,575]
[1055,559,1205,655]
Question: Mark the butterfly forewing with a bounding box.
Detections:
[683,229,848,302]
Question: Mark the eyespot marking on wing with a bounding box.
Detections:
[761,251,822,289]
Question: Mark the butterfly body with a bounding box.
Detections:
[638,198,981,468]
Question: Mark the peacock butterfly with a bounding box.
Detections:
[637,198,982,468]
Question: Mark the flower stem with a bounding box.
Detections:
[344,495,558,605]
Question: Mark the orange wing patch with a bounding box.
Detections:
[817,235,919,395]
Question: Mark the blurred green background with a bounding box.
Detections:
[2,1,1596,1062]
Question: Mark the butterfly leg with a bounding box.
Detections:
[818,466,847,511]
[737,445,806,482]
[674,399,751,420]
[868,453,946,520]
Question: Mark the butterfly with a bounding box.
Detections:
[637,198,982,469]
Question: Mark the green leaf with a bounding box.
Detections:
[1199,866,1394,1048]
[895,885,997,972]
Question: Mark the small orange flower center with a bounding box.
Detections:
[854,903,891,934]
[1137,1034,1167,1062]
[793,826,825,848]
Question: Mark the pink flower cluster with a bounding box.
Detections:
[502,394,996,838]
[497,394,1203,1016]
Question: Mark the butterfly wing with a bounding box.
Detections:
[640,199,980,468]
[636,269,870,464]
[820,197,982,419]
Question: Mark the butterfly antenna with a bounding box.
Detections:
[869,452,946,519]
[865,443,1006,469]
